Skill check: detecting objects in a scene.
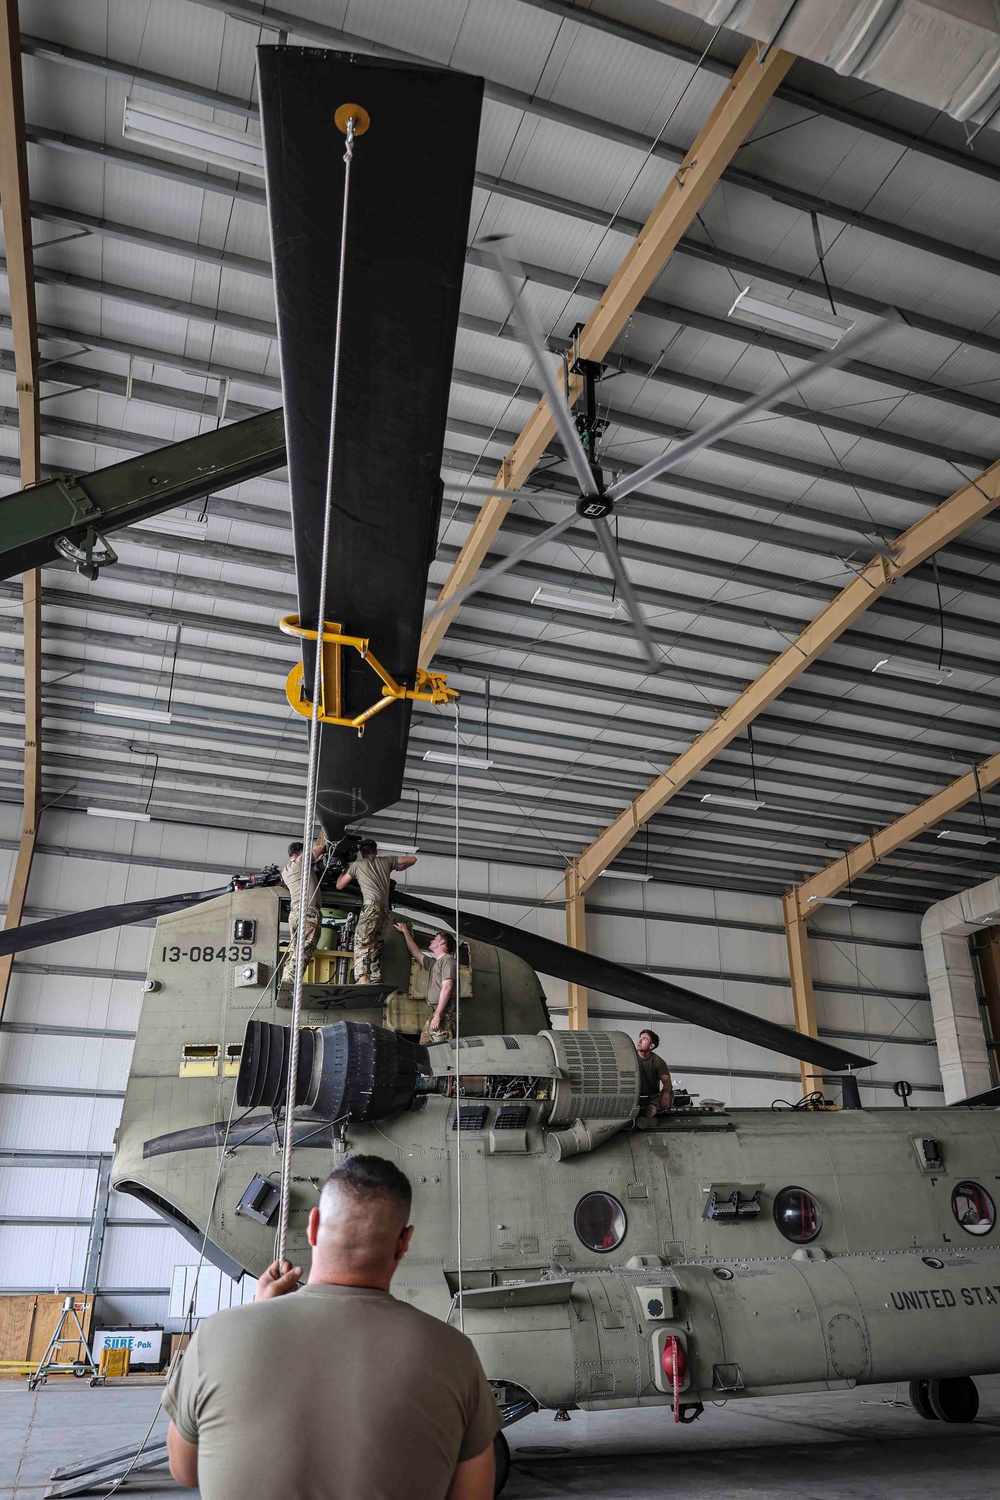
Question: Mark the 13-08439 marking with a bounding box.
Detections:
[161,945,254,963]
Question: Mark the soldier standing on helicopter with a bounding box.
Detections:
[280,829,327,987]
[336,840,417,983]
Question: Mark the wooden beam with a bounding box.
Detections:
[565,875,588,1030]
[790,750,1000,918]
[418,41,795,669]
[568,455,1000,898]
[0,0,41,1019]
[782,891,824,1097]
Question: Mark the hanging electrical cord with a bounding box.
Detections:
[931,555,947,672]
[747,721,760,805]
[453,699,465,1332]
[277,112,360,1267]
[809,212,838,316]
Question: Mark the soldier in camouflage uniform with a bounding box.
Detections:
[336,839,417,983]
[281,830,326,986]
[394,924,458,1041]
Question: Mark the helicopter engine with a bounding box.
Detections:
[234,1018,642,1155]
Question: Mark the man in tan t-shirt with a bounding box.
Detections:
[164,1155,500,1500]
[636,1028,673,1116]
[280,829,326,986]
[394,924,458,1042]
[336,839,416,984]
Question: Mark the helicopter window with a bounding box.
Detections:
[574,1192,627,1254]
[952,1181,995,1236]
[773,1186,822,1244]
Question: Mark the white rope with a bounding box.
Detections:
[453,701,464,1330]
[277,114,358,1265]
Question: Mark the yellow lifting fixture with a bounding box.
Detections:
[279,615,457,734]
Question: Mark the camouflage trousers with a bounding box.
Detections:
[283,905,320,983]
[420,1006,456,1045]
[353,902,388,983]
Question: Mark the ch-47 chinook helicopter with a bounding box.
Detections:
[3,45,1000,1495]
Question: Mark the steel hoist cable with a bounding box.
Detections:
[453,700,464,1330]
[277,114,359,1266]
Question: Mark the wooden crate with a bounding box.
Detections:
[0,1295,93,1365]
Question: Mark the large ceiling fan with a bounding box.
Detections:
[429,238,883,674]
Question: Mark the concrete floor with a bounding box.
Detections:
[3,1375,1000,1497]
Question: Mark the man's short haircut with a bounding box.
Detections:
[359,839,378,857]
[322,1154,412,1221]
[639,1028,660,1049]
[287,841,303,857]
[435,931,456,954]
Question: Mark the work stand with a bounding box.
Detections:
[46,1439,168,1498]
[28,1298,103,1390]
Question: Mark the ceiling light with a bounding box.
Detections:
[95,702,172,725]
[423,751,494,770]
[132,514,208,540]
[599,869,652,881]
[372,843,419,856]
[86,806,151,822]
[872,656,953,684]
[123,98,264,176]
[532,586,621,618]
[807,895,857,907]
[700,793,765,810]
[728,287,855,350]
[938,829,995,846]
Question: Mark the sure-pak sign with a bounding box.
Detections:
[92,1327,164,1367]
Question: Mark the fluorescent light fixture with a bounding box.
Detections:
[95,702,172,725]
[133,514,208,540]
[373,843,419,856]
[728,286,855,350]
[807,895,857,907]
[599,869,652,882]
[532,586,621,619]
[700,792,765,810]
[872,656,953,685]
[86,806,151,822]
[423,751,494,770]
[938,829,995,846]
[123,97,264,176]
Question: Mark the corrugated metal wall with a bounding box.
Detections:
[0,807,935,1327]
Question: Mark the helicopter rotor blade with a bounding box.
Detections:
[481,238,602,504]
[589,515,662,673]
[0,885,236,959]
[605,320,885,508]
[396,891,871,1073]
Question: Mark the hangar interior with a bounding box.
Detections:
[2,0,1000,1491]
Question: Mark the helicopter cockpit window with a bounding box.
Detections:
[574,1192,626,1253]
[952,1180,995,1236]
[773,1186,822,1244]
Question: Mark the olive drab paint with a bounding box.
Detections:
[112,888,1000,1417]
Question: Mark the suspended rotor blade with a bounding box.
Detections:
[0,885,235,958]
[952,1083,1000,1107]
[589,515,661,673]
[483,240,601,501]
[396,890,871,1073]
[423,508,581,626]
[605,322,884,507]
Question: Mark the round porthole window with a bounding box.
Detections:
[573,1192,627,1253]
[952,1181,995,1237]
[773,1186,822,1244]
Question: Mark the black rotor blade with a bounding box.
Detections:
[952,1083,1000,1107]
[589,515,661,673]
[397,890,871,1073]
[0,885,234,959]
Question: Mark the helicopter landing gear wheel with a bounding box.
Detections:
[927,1376,979,1422]
[909,1380,938,1420]
[493,1430,511,1496]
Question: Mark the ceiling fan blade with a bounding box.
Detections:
[589,515,661,673]
[424,508,580,627]
[0,885,235,959]
[397,890,871,1073]
[605,321,884,507]
[482,239,602,502]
